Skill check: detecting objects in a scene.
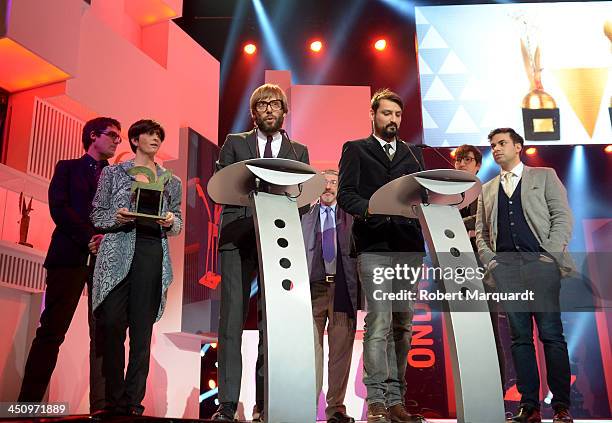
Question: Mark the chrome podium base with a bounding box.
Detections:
[252,191,317,423]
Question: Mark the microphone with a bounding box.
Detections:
[415,143,455,169]
[398,140,429,205]
[398,139,424,172]
[279,129,300,161]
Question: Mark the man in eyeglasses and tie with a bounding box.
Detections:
[19,117,122,413]
[212,83,309,422]
[301,170,359,423]
[476,128,574,423]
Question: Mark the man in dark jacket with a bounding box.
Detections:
[212,84,309,422]
[337,89,426,423]
[18,117,121,412]
[302,170,359,423]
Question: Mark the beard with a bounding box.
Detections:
[256,113,284,134]
[377,122,398,140]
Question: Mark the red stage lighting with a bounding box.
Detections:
[310,40,323,52]
[243,43,257,55]
[450,148,457,159]
[604,145,612,154]
[208,379,217,390]
[374,39,387,51]
[211,342,218,349]
[525,147,537,156]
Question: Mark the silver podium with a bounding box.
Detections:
[208,158,325,423]
[369,169,505,423]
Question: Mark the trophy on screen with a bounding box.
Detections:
[128,166,172,220]
[516,16,560,141]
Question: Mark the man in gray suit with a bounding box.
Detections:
[302,170,359,423]
[212,83,310,422]
[476,128,573,423]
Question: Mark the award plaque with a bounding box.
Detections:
[127,166,173,220]
[518,20,560,141]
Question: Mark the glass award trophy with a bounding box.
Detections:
[127,166,172,220]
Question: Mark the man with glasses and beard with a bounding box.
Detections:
[337,89,427,423]
[19,117,121,413]
[212,84,310,422]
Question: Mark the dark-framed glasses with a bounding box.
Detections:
[455,156,475,164]
[255,100,284,112]
[100,131,122,143]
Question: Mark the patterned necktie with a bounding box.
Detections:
[383,143,394,161]
[263,135,273,158]
[502,172,515,197]
[322,207,336,263]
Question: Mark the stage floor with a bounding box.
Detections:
[3,416,611,423]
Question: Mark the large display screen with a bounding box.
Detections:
[415,2,612,146]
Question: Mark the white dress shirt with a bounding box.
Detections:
[500,161,524,196]
[373,134,396,156]
[257,129,282,158]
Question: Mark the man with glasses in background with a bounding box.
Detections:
[19,117,122,413]
[212,84,309,422]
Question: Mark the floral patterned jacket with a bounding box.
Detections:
[90,159,182,321]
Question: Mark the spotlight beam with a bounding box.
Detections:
[251,0,292,73]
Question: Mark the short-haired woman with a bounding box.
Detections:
[91,119,182,415]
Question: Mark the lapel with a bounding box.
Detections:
[488,175,501,237]
[519,165,532,210]
[278,134,294,159]
[303,204,320,251]
[364,135,391,167]
[245,129,257,159]
[390,139,409,168]
[78,155,96,193]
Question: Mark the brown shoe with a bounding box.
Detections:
[387,404,428,423]
[552,407,573,423]
[367,402,390,423]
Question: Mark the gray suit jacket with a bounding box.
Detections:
[475,165,574,275]
[217,128,310,251]
[301,203,360,314]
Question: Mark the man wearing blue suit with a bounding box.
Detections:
[476,128,574,423]
[301,169,359,423]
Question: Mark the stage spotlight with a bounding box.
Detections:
[374,39,387,51]
[211,342,218,349]
[310,40,323,52]
[208,379,217,390]
[450,148,457,159]
[604,144,612,154]
[525,147,537,156]
[243,43,257,55]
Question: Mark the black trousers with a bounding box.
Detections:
[95,234,162,415]
[19,266,105,411]
[217,245,265,410]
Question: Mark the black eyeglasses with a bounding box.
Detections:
[455,156,475,164]
[100,131,122,143]
[255,100,284,112]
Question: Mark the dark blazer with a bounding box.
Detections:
[217,128,310,251]
[337,135,426,254]
[301,204,360,314]
[44,154,107,268]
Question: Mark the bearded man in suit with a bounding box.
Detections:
[212,83,309,422]
[337,89,427,423]
[476,128,574,423]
